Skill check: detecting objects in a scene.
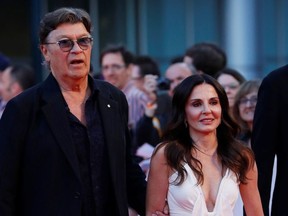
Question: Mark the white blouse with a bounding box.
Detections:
[167,163,240,216]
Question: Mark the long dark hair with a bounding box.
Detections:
[159,74,254,185]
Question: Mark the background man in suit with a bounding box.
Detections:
[0,52,11,116]
[252,65,288,215]
[0,7,150,216]
[0,63,35,118]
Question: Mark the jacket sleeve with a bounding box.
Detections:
[126,128,147,216]
[0,100,28,216]
[251,72,279,215]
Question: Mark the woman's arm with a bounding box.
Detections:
[240,162,264,216]
[146,145,170,216]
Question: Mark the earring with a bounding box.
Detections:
[184,120,188,128]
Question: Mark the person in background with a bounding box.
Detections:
[0,52,11,114]
[130,55,161,153]
[0,63,36,118]
[0,7,159,216]
[215,68,246,113]
[165,62,193,97]
[131,55,160,96]
[233,80,261,147]
[146,74,263,216]
[0,53,10,75]
[128,55,161,216]
[251,65,288,215]
[232,79,261,216]
[184,42,227,77]
[100,45,152,131]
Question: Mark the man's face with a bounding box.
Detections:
[165,64,192,96]
[101,52,130,90]
[0,67,16,102]
[40,22,92,83]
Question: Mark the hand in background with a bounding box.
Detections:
[144,75,158,102]
[145,102,157,118]
[144,75,158,93]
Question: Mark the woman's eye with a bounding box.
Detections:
[192,102,201,107]
[210,100,218,105]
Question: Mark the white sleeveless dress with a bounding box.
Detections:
[167,163,240,216]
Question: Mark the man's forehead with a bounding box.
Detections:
[47,23,89,39]
[102,52,124,63]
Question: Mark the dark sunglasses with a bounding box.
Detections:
[44,37,93,52]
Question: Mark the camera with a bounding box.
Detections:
[157,77,170,90]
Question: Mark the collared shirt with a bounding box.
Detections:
[65,76,116,216]
[0,100,7,119]
[122,80,150,129]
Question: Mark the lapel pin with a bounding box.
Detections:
[107,104,111,108]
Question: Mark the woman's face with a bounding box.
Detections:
[217,74,240,108]
[185,83,222,138]
[238,91,258,126]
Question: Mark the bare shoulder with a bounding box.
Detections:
[149,142,175,177]
[151,142,168,164]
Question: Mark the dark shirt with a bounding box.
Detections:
[66,78,117,216]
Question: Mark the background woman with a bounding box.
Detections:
[233,80,261,147]
[215,68,246,113]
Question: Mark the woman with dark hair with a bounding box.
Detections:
[146,74,263,215]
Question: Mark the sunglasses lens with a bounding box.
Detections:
[58,39,73,51]
[78,37,93,50]
[55,37,93,52]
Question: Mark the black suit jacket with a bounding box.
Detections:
[0,74,146,216]
[252,64,288,216]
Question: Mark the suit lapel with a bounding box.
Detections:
[40,74,81,181]
[97,86,125,180]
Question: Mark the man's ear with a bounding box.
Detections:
[40,44,50,62]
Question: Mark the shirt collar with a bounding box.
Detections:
[87,75,100,99]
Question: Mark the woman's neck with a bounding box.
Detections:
[191,132,218,157]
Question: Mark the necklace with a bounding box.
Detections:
[193,145,215,157]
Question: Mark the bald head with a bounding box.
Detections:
[165,62,192,96]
